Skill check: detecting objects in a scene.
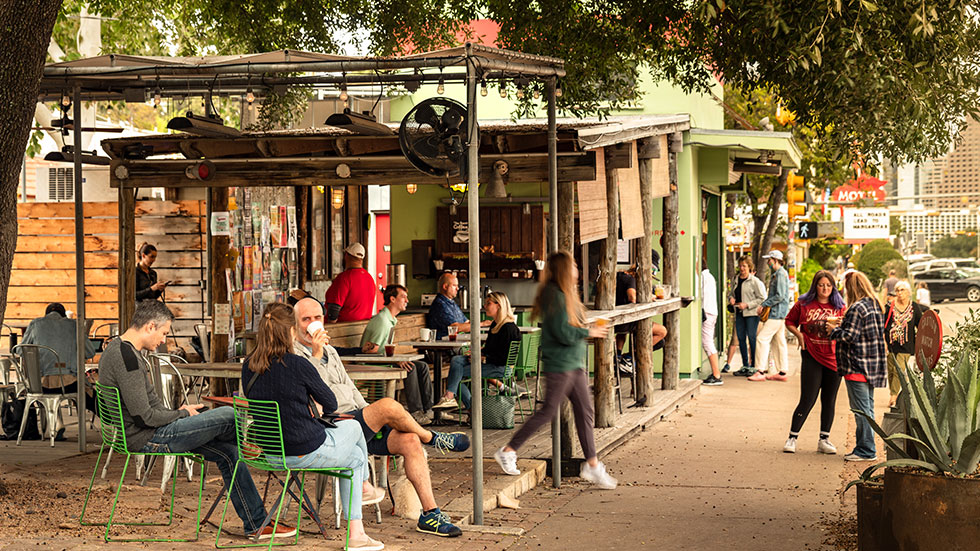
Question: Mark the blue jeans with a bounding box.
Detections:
[845,380,876,458]
[734,313,759,368]
[139,407,266,533]
[282,420,368,520]
[448,354,506,409]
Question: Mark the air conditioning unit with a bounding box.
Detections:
[35,167,74,201]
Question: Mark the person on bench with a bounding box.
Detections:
[292,297,469,538]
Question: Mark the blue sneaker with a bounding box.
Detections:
[417,508,462,537]
[721,363,731,373]
[426,431,470,453]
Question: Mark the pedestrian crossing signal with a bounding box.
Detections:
[797,221,818,239]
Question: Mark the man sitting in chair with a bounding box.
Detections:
[22,302,100,440]
[292,297,468,538]
[99,300,289,540]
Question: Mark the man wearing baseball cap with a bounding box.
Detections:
[324,242,377,323]
[749,250,792,382]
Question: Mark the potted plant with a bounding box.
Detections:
[853,350,980,549]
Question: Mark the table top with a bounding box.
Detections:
[399,339,470,349]
[344,364,409,381]
[345,353,423,363]
[479,326,540,333]
[584,297,684,325]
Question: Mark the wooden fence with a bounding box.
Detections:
[10,200,207,349]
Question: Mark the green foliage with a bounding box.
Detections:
[855,239,903,286]
[931,232,978,259]
[797,258,822,294]
[937,309,980,379]
[854,349,980,478]
[880,258,908,280]
[245,86,312,132]
[809,239,851,270]
[890,215,904,236]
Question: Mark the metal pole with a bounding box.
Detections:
[72,85,87,451]
[465,44,485,526]
[546,77,561,488]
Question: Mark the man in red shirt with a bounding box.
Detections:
[324,243,377,323]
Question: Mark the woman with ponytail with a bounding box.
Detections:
[136,242,168,301]
[242,303,384,550]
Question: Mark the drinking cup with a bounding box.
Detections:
[307,320,324,336]
[384,344,396,357]
[420,328,432,342]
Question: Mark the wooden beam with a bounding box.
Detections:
[604,143,632,170]
[594,148,620,428]
[661,141,681,390]
[16,200,202,219]
[119,187,136,329]
[635,139,657,403]
[210,186,230,370]
[111,152,596,189]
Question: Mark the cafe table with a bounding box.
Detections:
[398,339,469,425]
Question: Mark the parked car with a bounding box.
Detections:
[909,258,980,275]
[914,269,980,302]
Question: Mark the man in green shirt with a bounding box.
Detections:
[361,285,433,422]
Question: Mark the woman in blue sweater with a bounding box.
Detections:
[493,251,617,489]
[243,303,383,551]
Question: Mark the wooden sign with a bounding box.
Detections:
[577,147,608,244]
[616,142,644,240]
[650,135,670,198]
[915,309,943,371]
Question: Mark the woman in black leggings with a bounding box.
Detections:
[782,270,846,454]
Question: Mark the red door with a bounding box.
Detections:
[375,213,391,308]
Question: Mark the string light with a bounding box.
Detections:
[532,87,541,99]
[339,84,349,103]
[245,87,255,104]
[153,88,162,108]
[556,82,563,98]
[480,80,488,97]
[437,77,445,95]
[406,184,418,195]
[499,83,507,98]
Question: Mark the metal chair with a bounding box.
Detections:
[193,323,210,362]
[79,384,206,543]
[144,354,197,491]
[91,322,119,340]
[216,396,354,550]
[11,343,79,446]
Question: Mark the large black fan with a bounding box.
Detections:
[398,97,478,178]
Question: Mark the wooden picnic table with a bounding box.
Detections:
[584,297,685,326]
[345,353,424,364]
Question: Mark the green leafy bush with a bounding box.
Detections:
[855,240,904,287]
[797,258,822,294]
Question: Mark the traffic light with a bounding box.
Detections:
[787,173,806,220]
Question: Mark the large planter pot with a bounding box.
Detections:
[856,483,884,551]
[882,468,980,550]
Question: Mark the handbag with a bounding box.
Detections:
[759,306,771,323]
[482,393,516,429]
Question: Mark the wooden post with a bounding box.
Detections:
[209,186,230,394]
[118,186,136,329]
[661,133,682,390]
[556,179,577,458]
[634,138,658,402]
[594,149,619,427]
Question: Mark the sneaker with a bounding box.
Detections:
[251,524,297,540]
[818,439,837,455]
[416,508,462,537]
[767,373,789,382]
[579,461,618,489]
[747,371,767,382]
[411,410,431,425]
[721,363,731,373]
[702,374,723,386]
[427,431,470,453]
[734,367,754,377]
[783,437,797,453]
[363,485,386,506]
[843,453,877,462]
[432,396,458,410]
[494,447,521,475]
[348,536,385,551]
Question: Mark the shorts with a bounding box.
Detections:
[615,321,637,335]
[348,408,392,456]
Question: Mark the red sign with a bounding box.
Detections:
[915,310,943,371]
[831,175,888,203]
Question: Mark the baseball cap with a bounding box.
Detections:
[344,242,366,259]
[762,250,784,261]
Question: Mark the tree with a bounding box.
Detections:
[931,233,978,259]
[855,239,904,286]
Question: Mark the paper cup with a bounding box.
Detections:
[307,320,324,336]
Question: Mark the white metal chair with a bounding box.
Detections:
[11,344,79,446]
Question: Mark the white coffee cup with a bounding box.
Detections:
[307,320,324,336]
[419,328,432,342]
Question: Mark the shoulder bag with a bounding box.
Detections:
[759,306,771,323]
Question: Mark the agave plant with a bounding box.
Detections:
[853,350,980,481]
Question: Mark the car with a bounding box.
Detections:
[952,258,980,269]
[909,258,980,275]
[914,269,980,302]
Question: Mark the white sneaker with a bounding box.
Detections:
[844,453,877,462]
[818,439,837,454]
[579,461,618,489]
[494,447,521,475]
[432,396,458,410]
[783,437,797,453]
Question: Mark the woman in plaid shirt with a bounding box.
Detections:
[826,271,887,461]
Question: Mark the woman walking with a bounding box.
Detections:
[883,281,927,408]
[782,271,846,454]
[493,251,616,489]
[242,303,384,550]
[827,271,887,462]
[728,256,767,376]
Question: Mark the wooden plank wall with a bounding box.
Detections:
[10,200,206,350]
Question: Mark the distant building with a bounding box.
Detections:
[898,210,979,242]
[922,117,980,210]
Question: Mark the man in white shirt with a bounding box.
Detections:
[701,268,723,386]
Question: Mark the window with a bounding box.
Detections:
[308,186,349,279]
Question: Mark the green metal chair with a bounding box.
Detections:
[459,339,522,420]
[79,383,206,543]
[216,396,355,550]
[515,332,541,414]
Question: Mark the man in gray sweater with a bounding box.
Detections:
[99,300,287,539]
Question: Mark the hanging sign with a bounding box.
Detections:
[843,208,889,240]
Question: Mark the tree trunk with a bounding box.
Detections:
[557,180,576,457]
[0,0,62,327]
[594,151,619,427]
[661,144,681,390]
[749,172,787,283]
[634,140,657,404]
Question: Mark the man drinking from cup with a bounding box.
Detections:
[362,285,434,424]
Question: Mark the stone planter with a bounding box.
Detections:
[882,468,980,550]
[856,483,883,551]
